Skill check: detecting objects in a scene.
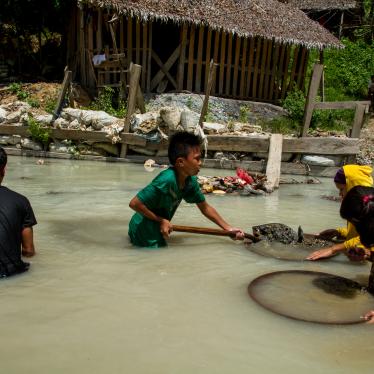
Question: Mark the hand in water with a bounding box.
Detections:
[160,219,172,239]
[306,247,336,261]
[346,247,371,262]
[363,310,374,324]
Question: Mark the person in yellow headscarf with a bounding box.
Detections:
[307,164,373,261]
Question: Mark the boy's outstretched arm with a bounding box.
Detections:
[196,201,244,240]
[129,196,172,238]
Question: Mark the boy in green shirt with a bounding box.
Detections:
[128,132,244,247]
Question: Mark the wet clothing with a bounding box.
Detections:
[336,165,373,252]
[128,168,205,248]
[0,186,37,277]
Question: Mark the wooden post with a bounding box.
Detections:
[351,103,366,138]
[199,60,217,127]
[53,70,72,120]
[120,64,142,158]
[265,134,283,192]
[301,64,323,137]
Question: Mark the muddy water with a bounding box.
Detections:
[1,157,373,374]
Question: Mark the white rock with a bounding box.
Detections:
[131,111,161,133]
[203,122,227,134]
[21,138,42,151]
[233,122,262,133]
[49,142,70,153]
[5,110,22,124]
[60,108,83,122]
[160,107,182,130]
[180,109,199,132]
[301,155,336,167]
[80,110,117,130]
[0,135,21,145]
[0,107,8,123]
[34,114,53,126]
[68,119,80,129]
[54,117,70,129]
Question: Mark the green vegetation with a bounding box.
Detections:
[88,87,126,118]
[239,105,251,123]
[44,96,57,114]
[27,116,51,147]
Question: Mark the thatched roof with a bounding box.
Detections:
[282,1,357,11]
[79,0,343,49]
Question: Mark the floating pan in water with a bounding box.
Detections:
[248,270,374,325]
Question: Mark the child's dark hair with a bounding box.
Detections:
[0,147,7,175]
[168,131,201,165]
[340,186,374,247]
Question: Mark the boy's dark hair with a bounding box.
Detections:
[168,131,201,165]
[340,186,374,247]
[0,147,7,173]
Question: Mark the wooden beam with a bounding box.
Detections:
[136,19,141,65]
[119,17,124,53]
[187,24,195,92]
[313,101,371,110]
[199,60,216,127]
[204,29,212,91]
[177,23,188,91]
[212,30,220,94]
[142,22,148,90]
[147,22,152,92]
[301,64,324,137]
[252,38,262,99]
[150,47,180,90]
[246,38,255,97]
[258,39,268,99]
[269,44,279,102]
[225,33,233,96]
[280,46,291,100]
[239,38,248,97]
[122,64,142,157]
[263,39,273,101]
[53,70,72,120]
[0,126,146,146]
[282,137,359,155]
[265,134,283,192]
[195,26,204,92]
[96,9,103,52]
[127,17,133,65]
[232,37,241,97]
[351,103,366,138]
[275,45,286,101]
[219,32,226,95]
[288,46,299,92]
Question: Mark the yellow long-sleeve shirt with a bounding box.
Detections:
[336,165,373,251]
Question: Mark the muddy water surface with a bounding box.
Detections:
[1,157,373,374]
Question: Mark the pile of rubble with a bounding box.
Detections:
[198,168,267,196]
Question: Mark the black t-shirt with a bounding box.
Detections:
[0,186,37,277]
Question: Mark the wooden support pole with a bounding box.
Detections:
[53,70,72,120]
[121,64,142,157]
[265,134,283,192]
[351,103,366,138]
[199,60,217,127]
[301,64,323,137]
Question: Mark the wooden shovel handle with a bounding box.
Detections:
[172,225,257,241]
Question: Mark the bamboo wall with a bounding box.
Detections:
[73,6,309,103]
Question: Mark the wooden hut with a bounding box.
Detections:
[71,0,342,103]
[281,1,358,37]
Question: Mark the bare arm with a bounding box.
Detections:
[129,196,172,238]
[21,227,35,257]
[197,201,244,239]
[306,243,345,261]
